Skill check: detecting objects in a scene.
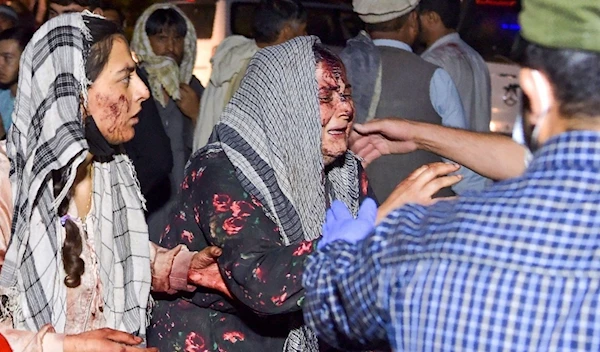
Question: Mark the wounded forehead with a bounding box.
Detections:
[318,56,344,81]
[313,44,345,81]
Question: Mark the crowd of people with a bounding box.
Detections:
[0,0,597,351]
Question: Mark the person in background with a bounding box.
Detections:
[19,0,46,26]
[131,3,204,243]
[0,26,34,133]
[47,0,101,18]
[341,0,487,200]
[419,0,491,133]
[192,0,307,151]
[100,1,124,29]
[0,5,17,32]
[303,0,600,350]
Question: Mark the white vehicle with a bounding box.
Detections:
[168,0,361,86]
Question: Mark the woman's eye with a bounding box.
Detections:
[319,96,333,103]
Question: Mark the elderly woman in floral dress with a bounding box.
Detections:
[149,36,460,352]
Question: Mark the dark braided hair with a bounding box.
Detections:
[57,16,122,288]
[53,169,85,288]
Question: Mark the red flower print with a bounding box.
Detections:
[159,224,171,243]
[250,195,263,208]
[360,171,369,196]
[293,241,313,256]
[182,177,190,190]
[271,292,288,306]
[223,331,245,343]
[190,167,206,182]
[223,217,246,235]
[181,230,194,243]
[213,194,232,213]
[253,267,266,282]
[194,206,201,223]
[185,332,206,352]
[231,201,255,218]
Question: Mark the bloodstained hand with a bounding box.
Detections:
[188,246,232,298]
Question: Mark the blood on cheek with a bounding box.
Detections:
[93,93,131,140]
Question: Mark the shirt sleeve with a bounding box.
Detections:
[430,68,467,129]
[0,324,64,352]
[148,241,196,294]
[302,236,391,350]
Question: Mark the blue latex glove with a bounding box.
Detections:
[318,198,378,249]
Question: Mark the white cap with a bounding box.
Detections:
[353,0,420,23]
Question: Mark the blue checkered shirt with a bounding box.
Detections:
[303,131,600,351]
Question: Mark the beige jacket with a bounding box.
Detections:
[193,36,259,150]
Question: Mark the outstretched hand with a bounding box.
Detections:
[350,119,420,166]
[377,162,462,223]
[188,246,232,298]
[63,328,158,352]
[319,198,378,249]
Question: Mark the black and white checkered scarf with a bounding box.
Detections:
[210,35,361,351]
[0,13,151,338]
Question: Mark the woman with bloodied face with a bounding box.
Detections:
[148,36,458,352]
[0,12,229,352]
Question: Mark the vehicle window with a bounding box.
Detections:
[176,3,216,39]
[230,2,363,47]
[459,0,521,63]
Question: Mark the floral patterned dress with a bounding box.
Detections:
[148,149,373,352]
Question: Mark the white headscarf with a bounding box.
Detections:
[208,36,361,351]
[0,13,151,338]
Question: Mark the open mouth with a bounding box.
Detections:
[130,110,141,124]
[328,126,348,136]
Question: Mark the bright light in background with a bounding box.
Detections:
[501,23,521,31]
[489,121,499,132]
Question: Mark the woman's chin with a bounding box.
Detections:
[105,130,135,145]
[322,150,348,166]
